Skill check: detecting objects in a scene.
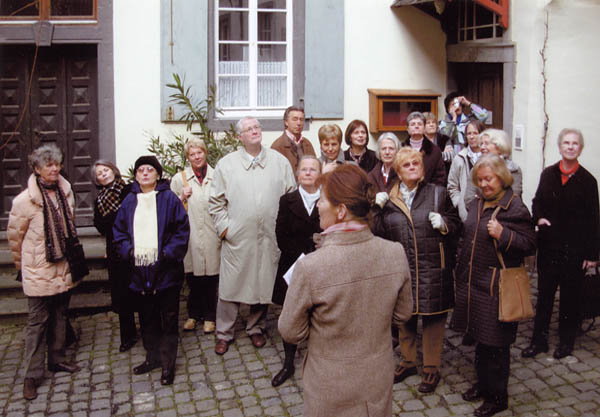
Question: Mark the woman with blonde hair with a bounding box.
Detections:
[479,128,522,196]
[374,147,460,393]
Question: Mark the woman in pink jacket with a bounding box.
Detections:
[7,144,81,401]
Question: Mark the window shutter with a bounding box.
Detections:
[304,0,344,119]
[160,0,208,122]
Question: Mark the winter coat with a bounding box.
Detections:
[170,165,221,276]
[272,189,321,305]
[368,161,399,193]
[7,174,77,297]
[344,148,379,173]
[208,147,296,304]
[279,227,413,417]
[401,137,447,186]
[112,179,190,294]
[271,133,316,176]
[439,103,488,148]
[447,148,479,222]
[93,181,133,312]
[505,159,522,197]
[532,161,599,262]
[451,189,536,347]
[373,182,461,314]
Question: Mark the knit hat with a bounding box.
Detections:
[134,155,163,178]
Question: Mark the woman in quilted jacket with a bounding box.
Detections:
[7,144,81,401]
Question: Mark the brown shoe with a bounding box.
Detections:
[23,378,38,400]
[203,321,216,334]
[215,339,231,355]
[393,364,417,384]
[418,369,441,393]
[250,332,266,348]
[183,318,197,332]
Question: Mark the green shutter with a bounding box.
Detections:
[160,0,208,122]
[304,0,344,119]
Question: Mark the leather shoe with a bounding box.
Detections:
[160,369,174,385]
[271,365,295,387]
[183,318,197,332]
[203,321,216,334]
[553,344,573,359]
[119,338,137,353]
[48,362,80,373]
[521,342,549,358]
[133,360,161,375]
[418,369,441,393]
[215,339,232,355]
[474,400,508,417]
[250,332,266,348]
[23,378,38,400]
[393,365,418,384]
[462,385,483,402]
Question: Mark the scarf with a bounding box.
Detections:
[133,191,159,266]
[347,148,366,165]
[298,185,320,215]
[399,182,418,210]
[96,177,126,217]
[37,177,76,263]
[559,160,579,185]
[193,164,207,184]
[321,220,367,236]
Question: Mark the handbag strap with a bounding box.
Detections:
[490,206,507,270]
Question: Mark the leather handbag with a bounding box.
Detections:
[65,236,89,283]
[581,266,600,332]
[492,207,534,322]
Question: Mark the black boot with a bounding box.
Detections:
[271,342,296,387]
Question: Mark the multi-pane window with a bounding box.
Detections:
[458,0,503,42]
[215,0,293,117]
[0,0,96,20]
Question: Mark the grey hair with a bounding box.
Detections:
[557,128,584,150]
[296,155,322,176]
[480,128,512,158]
[236,117,260,133]
[406,111,425,125]
[29,143,63,171]
[376,132,401,160]
[90,160,122,187]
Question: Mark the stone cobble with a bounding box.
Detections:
[0,292,599,416]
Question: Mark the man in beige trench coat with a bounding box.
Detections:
[209,116,296,355]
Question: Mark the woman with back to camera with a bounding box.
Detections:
[7,144,81,401]
[343,119,379,173]
[373,147,461,394]
[479,128,522,197]
[113,155,189,386]
[447,119,484,222]
[92,160,137,353]
[170,137,221,335]
[271,155,322,387]
[451,154,536,417]
[279,164,413,417]
[522,128,599,360]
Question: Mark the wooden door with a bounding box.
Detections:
[453,63,503,129]
[0,45,98,228]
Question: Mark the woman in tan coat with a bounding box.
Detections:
[279,164,413,417]
[7,144,81,401]
[171,138,221,334]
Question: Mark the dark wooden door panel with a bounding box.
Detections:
[455,63,503,129]
[0,45,98,229]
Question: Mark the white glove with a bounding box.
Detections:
[375,192,390,208]
[429,212,444,230]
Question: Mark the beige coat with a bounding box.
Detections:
[209,147,296,304]
[279,228,413,417]
[170,165,221,276]
[7,174,77,297]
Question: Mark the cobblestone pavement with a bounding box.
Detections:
[1,291,599,417]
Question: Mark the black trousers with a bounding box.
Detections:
[475,343,510,404]
[108,262,138,344]
[186,274,219,322]
[532,253,584,348]
[138,285,181,373]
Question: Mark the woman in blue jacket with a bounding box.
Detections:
[113,156,189,385]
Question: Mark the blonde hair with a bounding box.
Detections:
[318,124,343,144]
[393,147,424,183]
[480,128,511,158]
[184,136,208,156]
[471,154,513,189]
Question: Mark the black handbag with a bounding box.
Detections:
[581,266,600,332]
[65,236,89,283]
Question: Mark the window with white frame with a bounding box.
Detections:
[458,0,503,42]
[215,0,293,118]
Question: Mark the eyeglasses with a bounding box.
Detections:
[241,125,261,134]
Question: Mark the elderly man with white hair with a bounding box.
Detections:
[209,116,296,355]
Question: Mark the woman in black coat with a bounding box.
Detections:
[92,160,137,353]
[522,128,599,360]
[373,147,460,394]
[451,154,536,417]
[343,119,378,173]
[271,156,322,387]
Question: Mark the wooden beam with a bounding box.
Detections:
[474,0,509,29]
